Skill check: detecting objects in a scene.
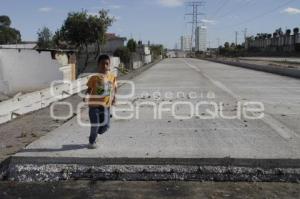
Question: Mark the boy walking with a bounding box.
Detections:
[85,55,117,149]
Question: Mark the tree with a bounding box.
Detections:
[53,30,64,48]
[219,40,246,57]
[224,42,230,49]
[37,27,53,49]
[127,39,137,52]
[275,28,283,36]
[56,10,114,73]
[230,43,236,48]
[90,10,114,58]
[293,27,299,50]
[0,16,11,27]
[114,47,131,67]
[150,44,164,60]
[0,15,21,44]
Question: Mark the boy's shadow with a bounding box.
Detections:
[21,144,89,153]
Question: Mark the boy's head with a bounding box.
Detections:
[98,54,111,73]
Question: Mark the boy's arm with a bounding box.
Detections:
[86,88,92,94]
[83,88,92,102]
[84,77,93,102]
[112,77,117,105]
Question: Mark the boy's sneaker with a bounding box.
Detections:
[88,143,97,149]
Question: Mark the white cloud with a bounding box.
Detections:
[281,7,300,15]
[201,19,217,25]
[38,7,52,12]
[158,0,185,7]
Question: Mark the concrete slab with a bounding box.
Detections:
[7,58,300,182]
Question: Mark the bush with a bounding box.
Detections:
[114,47,131,67]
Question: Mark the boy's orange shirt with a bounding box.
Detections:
[86,72,117,107]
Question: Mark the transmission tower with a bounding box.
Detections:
[185,1,205,52]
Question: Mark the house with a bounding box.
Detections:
[102,33,127,54]
[137,41,152,65]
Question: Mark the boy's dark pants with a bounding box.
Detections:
[89,106,110,144]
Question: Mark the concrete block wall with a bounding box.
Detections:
[132,61,143,69]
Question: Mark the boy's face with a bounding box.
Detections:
[99,59,110,73]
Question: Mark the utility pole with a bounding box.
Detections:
[242,28,247,42]
[217,38,220,47]
[185,1,205,53]
[216,38,220,57]
[235,31,238,46]
[241,28,248,48]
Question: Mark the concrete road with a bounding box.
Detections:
[9,58,300,181]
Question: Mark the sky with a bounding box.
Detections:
[0,0,300,48]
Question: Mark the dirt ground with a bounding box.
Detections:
[0,95,82,163]
[0,181,299,199]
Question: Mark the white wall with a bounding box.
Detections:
[110,57,120,76]
[0,58,8,94]
[0,49,64,95]
[144,54,152,64]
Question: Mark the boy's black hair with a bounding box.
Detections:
[98,54,110,64]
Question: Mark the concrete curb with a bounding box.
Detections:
[7,157,300,168]
[205,58,300,79]
[239,57,300,64]
[6,157,300,182]
[119,59,162,81]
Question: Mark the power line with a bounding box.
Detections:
[217,0,254,19]
[242,28,247,43]
[215,0,297,30]
[212,0,230,18]
[217,38,220,47]
[185,1,205,52]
